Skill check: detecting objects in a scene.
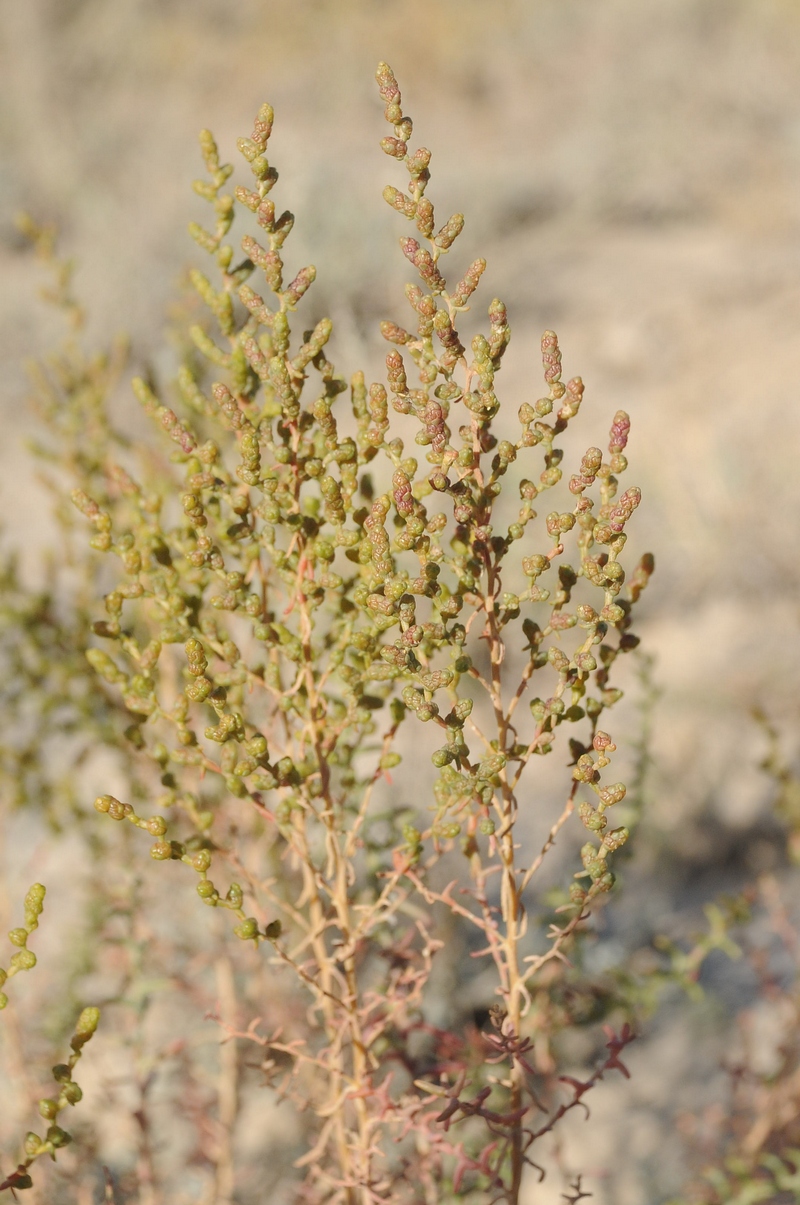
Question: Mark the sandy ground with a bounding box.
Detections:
[2,1,800,1201]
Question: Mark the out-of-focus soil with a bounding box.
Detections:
[2,2,800,1201]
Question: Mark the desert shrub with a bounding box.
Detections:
[7,62,759,1205]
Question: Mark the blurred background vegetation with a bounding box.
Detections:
[2,1,800,1201]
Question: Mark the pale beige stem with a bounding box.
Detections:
[211,956,239,1205]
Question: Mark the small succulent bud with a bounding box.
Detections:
[558,376,584,421]
[24,884,46,929]
[285,265,316,307]
[603,826,629,852]
[383,185,417,219]
[579,801,607,832]
[70,1007,100,1051]
[413,248,445,293]
[541,330,562,383]
[415,197,435,237]
[234,918,260,940]
[436,821,461,840]
[450,259,486,307]
[380,136,407,159]
[61,1081,83,1105]
[24,1133,42,1157]
[376,61,401,104]
[386,350,408,397]
[11,949,37,971]
[45,1125,73,1149]
[435,213,464,250]
[598,782,627,807]
[608,409,631,453]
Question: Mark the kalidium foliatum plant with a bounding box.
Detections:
[4,64,656,1203]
